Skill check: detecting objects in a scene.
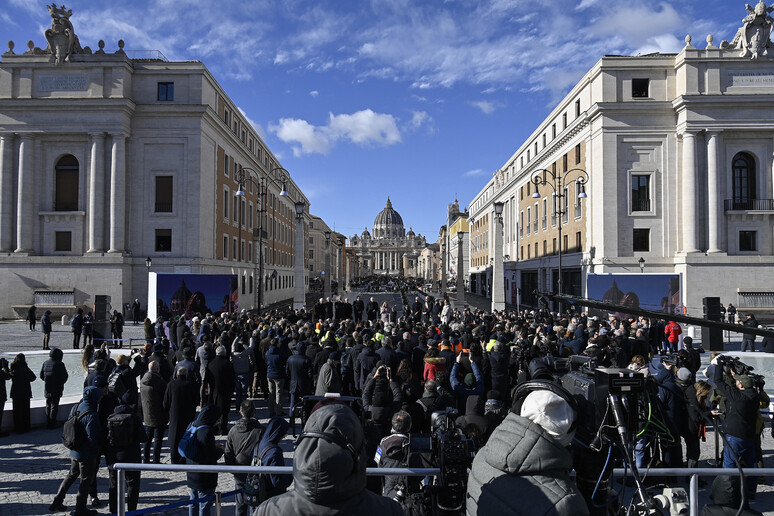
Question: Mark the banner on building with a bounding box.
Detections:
[586,273,682,320]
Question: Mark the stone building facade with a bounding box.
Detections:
[0,8,310,318]
[468,4,774,315]
[349,197,427,276]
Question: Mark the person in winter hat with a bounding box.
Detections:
[466,387,588,516]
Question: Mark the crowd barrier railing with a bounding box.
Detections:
[112,463,774,516]
[112,463,440,516]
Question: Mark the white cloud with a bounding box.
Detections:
[309,90,319,97]
[464,169,487,177]
[271,118,332,157]
[409,111,429,128]
[471,100,496,114]
[270,109,402,156]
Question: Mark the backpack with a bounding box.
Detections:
[107,412,135,448]
[62,404,94,450]
[108,369,127,399]
[178,424,203,461]
[242,443,278,507]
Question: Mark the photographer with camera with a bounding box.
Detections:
[712,355,761,498]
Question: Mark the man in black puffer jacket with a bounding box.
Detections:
[40,347,69,428]
[106,391,146,513]
[224,400,264,516]
[254,403,403,516]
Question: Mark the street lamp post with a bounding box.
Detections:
[531,167,588,310]
[638,256,645,273]
[432,251,437,293]
[294,201,306,310]
[492,202,505,312]
[441,242,447,297]
[236,166,291,313]
[324,230,332,299]
[455,232,466,310]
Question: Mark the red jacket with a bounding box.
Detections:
[665,321,682,343]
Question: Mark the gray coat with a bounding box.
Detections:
[140,371,168,428]
[466,412,589,516]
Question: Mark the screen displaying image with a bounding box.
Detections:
[586,273,682,319]
[154,273,238,319]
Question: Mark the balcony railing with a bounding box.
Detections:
[632,199,651,212]
[155,202,173,212]
[53,202,78,211]
[532,220,538,232]
[541,216,547,231]
[724,198,774,211]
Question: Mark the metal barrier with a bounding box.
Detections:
[112,463,773,516]
[112,463,440,516]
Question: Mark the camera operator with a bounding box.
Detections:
[712,356,760,498]
[466,388,589,516]
[376,410,412,500]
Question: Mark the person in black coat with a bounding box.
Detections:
[366,297,379,322]
[148,343,174,383]
[106,391,147,513]
[353,296,365,322]
[285,342,314,415]
[163,368,200,464]
[488,342,510,404]
[40,347,69,428]
[205,346,236,435]
[10,353,36,434]
[355,342,380,392]
[0,357,11,436]
[186,404,224,515]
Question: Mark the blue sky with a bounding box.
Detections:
[2,0,747,241]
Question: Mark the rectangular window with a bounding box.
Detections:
[224,189,229,219]
[632,175,651,211]
[552,123,556,139]
[632,78,649,98]
[224,155,229,176]
[563,234,568,252]
[575,144,581,164]
[576,231,582,251]
[157,82,174,101]
[155,229,172,252]
[542,134,546,148]
[241,240,245,261]
[563,113,567,129]
[562,154,568,171]
[575,99,581,118]
[223,235,228,259]
[155,176,173,212]
[542,240,547,255]
[233,238,237,260]
[633,228,650,252]
[54,231,72,251]
[233,196,238,223]
[224,108,230,125]
[552,238,557,254]
[739,231,757,251]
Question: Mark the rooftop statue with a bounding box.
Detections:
[44,4,84,65]
[725,1,774,59]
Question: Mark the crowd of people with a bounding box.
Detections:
[0,285,771,515]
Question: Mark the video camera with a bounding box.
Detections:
[406,408,477,515]
[716,355,765,390]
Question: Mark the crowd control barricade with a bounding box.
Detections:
[111,463,440,516]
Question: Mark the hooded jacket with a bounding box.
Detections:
[40,348,68,398]
[70,386,104,461]
[224,415,263,482]
[466,412,589,516]
[256,416,292,499]
[255,404,403,516]
[186,404,224,491]
[140,370,168,428]
[701,475,763,516]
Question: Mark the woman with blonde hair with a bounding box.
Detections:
[81,344,95,373]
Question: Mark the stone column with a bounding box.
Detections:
[706,132,721,253]
[294,213,305,310]
[88,133,106,253]
[0,134,13,252]
[109,134,126,253]
[15,134,34,253]
[681,131,699,253]
[492,212,505,311]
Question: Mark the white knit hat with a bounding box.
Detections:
[521,390,576,447]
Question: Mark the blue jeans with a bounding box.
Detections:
[724,434,757,496]
[189,487,215,516]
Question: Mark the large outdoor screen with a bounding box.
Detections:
[586,273,682,319]
[150,273,238,320]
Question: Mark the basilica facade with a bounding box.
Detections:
[349,198,427,276]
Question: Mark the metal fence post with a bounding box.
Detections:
[215,491,222,516]
[117,467,126,516]
[689,474,699,516]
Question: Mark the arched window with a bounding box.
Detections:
[55,155,79,211]
[732,152,756,208]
